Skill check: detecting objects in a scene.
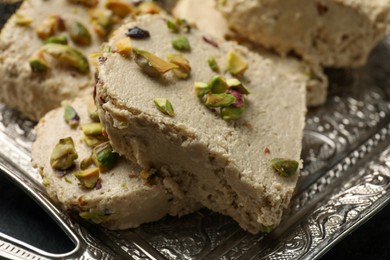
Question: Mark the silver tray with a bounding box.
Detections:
[2,2,390,259]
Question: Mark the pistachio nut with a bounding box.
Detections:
[84,135,108,147]
[74,167,100,189]
[80,156,93,170]
[81,123,103,136]
[194,82,210,98]
[209,75,229,94]
[270,158,299,177]
[14,14,33,26]
[114,37,132,56]
[133,48,178,77]
[167,53,191,79]
[226,78,250,95]
[79,211,109,223]
[64,104,80,128]
[208,56,219,73]
[205,93,236,107]
[29,50,49,73]
[172,35,191,52]
[50,137,78,170]
[137,2,161,14]
[66,20,92,46]
[89,8,112,38]
[36,15,64,39]
[167,19,179,33]
[106,0,134,18]
[42,43,89,73]
[87,99,100,122]
[221,106,244,120]
[153,98,175,117]
[44,35,68,45]
[92,141,119,172]
[227,51,248,77]
[67,0,98,7]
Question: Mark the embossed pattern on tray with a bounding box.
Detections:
[1,2,390,259]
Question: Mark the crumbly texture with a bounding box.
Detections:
[95,15,307,233]
[31,96,200,230]
[173,0,328,106]
[0,0,100,121]
[218,0,390,67]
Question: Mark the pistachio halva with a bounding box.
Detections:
[0,0,163,121]
[218,0,390,67]
[95,15,306,233]
[173,0,328,106]
[31,96,200,229]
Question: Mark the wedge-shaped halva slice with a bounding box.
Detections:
[95,15,306,233]
[218,0,390,67]
[32,96,200,230]
[173,0,328,106]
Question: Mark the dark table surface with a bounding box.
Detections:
[0,172,389,260]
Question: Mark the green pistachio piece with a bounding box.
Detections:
[79,211,109,223]
[205,93,236,107]
[92,142,119,172]
[221,106,244,120]
[89,8,112,38]
[208,56,219,72]
[133,48,178,77]
[167,54,191,79]
[226,78,250,94]
[84,135,108,147]
[42,43,89,73]
[35,15,62,39]
[227,51,248,77]
[194,82,210,98]
[167,19,179,33]
[15,14,33,26]
[114,37,132,56]
[153,98,175,117]
[81,123,103,136]
[80,156,93,170]
[29,50,49,73]
[172,35,191,52]
[137,2,161,14]
[64,176,73,184]
[270,158,299,177]
[50,137,78,170]
[66,20,92,46]
[87,99,100,122]
[209,75,229,94]
[44,35,68,45]
[74,167,100,189]
[64,105,80,128]
[67,0,99,7]
[262,225,272,233]
[106,0,134,18]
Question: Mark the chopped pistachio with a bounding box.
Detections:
[167,54,191,79]
[227,51,248,77]
[89,8,112,38]
[74,167,100,189]
[29,50,49,73]
[44,35,68,45]
[67,0,99,7]
[64,104,80,128]
[209,75,229,94]
[84,135,108,147]
[133,48,178,77]
[79,211,109,223]
[87,99,100,122]
[42,43,89,73]
[262,225,272,233]
[66,20,92,46]
[106,0,134,18]
[221,106,245,120]
[208,56,219,72]
[114,37,132,56]
[80,156,93,170]
[194,82,210,97]
[50,137,78,170]
[92,142,119,172]
[81,123,103,136]
[167,19,179,33]
[226,78,250,94]
[270,158,299,177]
[137,2,161,14]
[172,35,191,52]
[205,93,236,107]
[153,98,175,117]
[140,168,158,185]
[64,176,73,184]
[15,14,33,26]
[36,15,63,40]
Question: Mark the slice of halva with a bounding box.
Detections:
[218,0,390,67]
[31,96,200,230]
[95,15,307,233]
[172,0,328,106]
